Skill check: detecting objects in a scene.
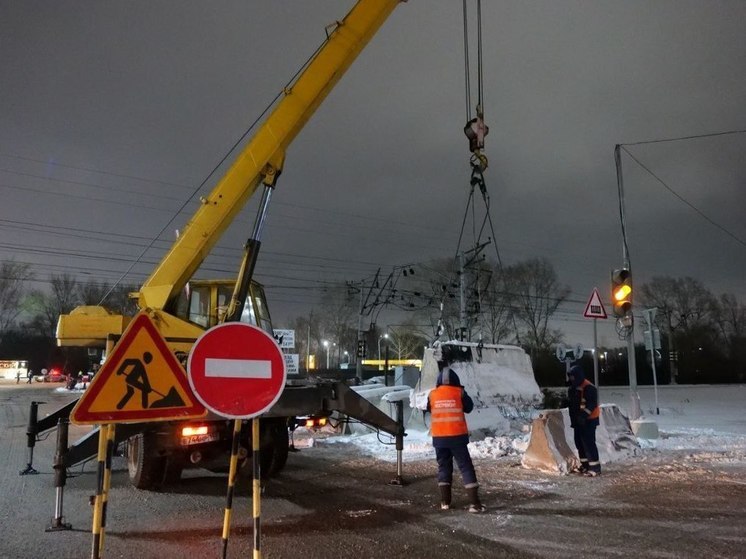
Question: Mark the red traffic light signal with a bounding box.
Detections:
[611,268,632,318]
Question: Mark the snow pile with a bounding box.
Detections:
[419,342,542,404]
[407,342,542,435]
[321,424,529,463]
[316,383,746,472]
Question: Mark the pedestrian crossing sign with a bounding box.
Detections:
[70,312,207,424]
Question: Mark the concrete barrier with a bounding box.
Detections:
[631,419,659,439]
[522,404,639,474]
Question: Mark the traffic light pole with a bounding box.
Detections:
[614,146,641,420]
[627,324,641,420]
[612,266,641,419]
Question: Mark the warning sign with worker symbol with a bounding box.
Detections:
[71,312,207,424]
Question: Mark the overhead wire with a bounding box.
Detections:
[438,0,521,344]
[619,145,746,250]
[462,0,471,121]
[98,27,337,305]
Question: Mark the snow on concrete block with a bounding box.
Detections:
[522,405,639,474]
[421,342,542,405]
[631,419,659,440]
[597,404,641,460]
[522,410,580,474]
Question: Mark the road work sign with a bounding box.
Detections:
[70,312,207,424]
[187,322,286,419]
[583,288,608,319]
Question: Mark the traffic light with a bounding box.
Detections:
[611,268,632,318]
[356,339,367,359]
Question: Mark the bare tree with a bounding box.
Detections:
[0,260,34,334]
[26,274,81,338]
[77,279,110,306]
[478,262,516,344]
[712,293,746,343]
[639,276,717,338]
[506,258,569,356]
[290,310,323,370]
[318,284,357,367]
[387,320,429,359]
[104,283,139,316]
[50,273,80,315]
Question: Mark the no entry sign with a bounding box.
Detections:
[187,323,287,419]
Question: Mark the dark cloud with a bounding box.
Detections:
[1,1,745,346]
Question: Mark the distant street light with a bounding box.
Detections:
[378,333,389,361]
[323,340,330,369]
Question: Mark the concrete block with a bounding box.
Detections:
[630,419,659,439]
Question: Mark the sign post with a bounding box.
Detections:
[583,288,608,388]
[69,312,207,559]
[644,308,661,415]
[188,322,286,559]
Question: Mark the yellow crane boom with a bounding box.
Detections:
[139,0,401,311]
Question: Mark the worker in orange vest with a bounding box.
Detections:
[568,364,601,476]
[427,362,485,513]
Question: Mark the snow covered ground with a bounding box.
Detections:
[309,384,746,467]
[54,376,746,466]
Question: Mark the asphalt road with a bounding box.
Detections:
[1,382,744,559]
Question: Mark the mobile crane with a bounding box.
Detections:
[48,0,406,489]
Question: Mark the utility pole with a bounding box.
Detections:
[459,252,465,339]
[355,281,365,382]
[456,240,490,342]
[306,318,311,373]
[615,144,640,419]
[354,269,381,383]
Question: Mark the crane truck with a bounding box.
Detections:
[46,0,406,490]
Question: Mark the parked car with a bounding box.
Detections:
[44,369,66,383]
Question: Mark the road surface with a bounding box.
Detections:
[1,382,744,558]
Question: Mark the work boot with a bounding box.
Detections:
[571,462,589,475]
[466,486,486,513]
[439,484,451,510]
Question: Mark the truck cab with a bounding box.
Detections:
[173,279,272,334]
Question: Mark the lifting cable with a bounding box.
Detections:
[435,1,518,344]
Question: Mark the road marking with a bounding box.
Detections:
[205,358,271,379]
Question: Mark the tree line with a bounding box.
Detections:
[0,260,137,374]
[2,257,743,385]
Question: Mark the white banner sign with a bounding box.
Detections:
[284,353,300,375]
[273,329,295,349]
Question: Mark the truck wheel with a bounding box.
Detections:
[127,433,166,490]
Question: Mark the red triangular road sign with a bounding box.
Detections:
[71,312,207,424]
[583,288,608,319]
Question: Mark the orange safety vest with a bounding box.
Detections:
[429,385,468,437]
[579,379,600,420]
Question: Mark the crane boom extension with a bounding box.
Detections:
[139,0,401,311]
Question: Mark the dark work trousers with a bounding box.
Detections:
[435,445,478,488]
[573,423,600,472]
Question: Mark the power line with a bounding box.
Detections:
[620,128,746,147]
[620,145,746,249]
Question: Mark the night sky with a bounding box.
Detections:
[2,0,745,347]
